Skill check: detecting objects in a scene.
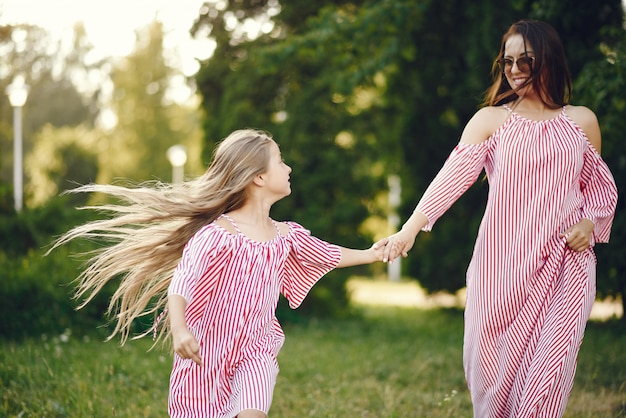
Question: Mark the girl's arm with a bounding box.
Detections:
[337,238,388,268]
[169,294,202,366]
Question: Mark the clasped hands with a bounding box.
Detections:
[372,228,418,264]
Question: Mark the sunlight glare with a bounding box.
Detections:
[0,0,207,61]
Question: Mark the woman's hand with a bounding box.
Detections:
[379,228,418,263]
[561,219,594,252]
[377,211,428,263]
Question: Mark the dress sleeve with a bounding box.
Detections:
[281,222,342,309]
[415,141,489,231]
[580,146,618,243]
[168,225,233,303]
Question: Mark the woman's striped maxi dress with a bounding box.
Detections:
[414,106,618,417]
[167,216,341,418]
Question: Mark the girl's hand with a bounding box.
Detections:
[172,327,202,366]
[371,237,389,262]
[560,219,594,252]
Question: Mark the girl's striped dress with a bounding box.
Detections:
[414,105,618,417]
[167,215,341,417]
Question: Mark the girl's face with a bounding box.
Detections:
[261,141,292,198]
[502,34,535,98]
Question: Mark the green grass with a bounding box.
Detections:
[1,307,624,417]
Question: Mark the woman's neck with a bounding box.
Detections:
[511,97,561,120]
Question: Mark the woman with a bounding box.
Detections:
[381,20,618,417]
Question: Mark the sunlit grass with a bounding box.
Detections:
[0,331,170,417]
[1,307,624,417]
[274,307,470,417]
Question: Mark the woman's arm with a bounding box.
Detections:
[381,107,506,263]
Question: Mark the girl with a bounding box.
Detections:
[52,129,387,417]
[382,20,618,417]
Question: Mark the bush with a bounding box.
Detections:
[0,192,114,340]
[0,248,113,339]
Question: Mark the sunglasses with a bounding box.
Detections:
[497,56,534,73]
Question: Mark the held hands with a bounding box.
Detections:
[172,327,203,366]
[370,237,390,262]
[560,219,594,252]
[373,228,418,263]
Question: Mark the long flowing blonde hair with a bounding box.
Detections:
[50,129,275,345]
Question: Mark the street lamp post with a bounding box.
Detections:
[5,75,29,212]
[166,145,187,184]
[387,174,402,281]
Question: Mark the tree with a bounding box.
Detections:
[100,21,203,184]
[0,23,101,207]
[575,30,626,319]
[26,124,99,206]
[342,0,624,295]
[192,0,386,319]
[190,0,626,317]
[267,0,626,299]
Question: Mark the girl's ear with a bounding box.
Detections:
[252,173,265,187]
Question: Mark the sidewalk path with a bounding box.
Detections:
[347,277,623,321]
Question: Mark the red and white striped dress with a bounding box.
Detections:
[167,215,341,417]
[415,106,618,417]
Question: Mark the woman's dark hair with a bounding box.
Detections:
[483,19,572,108]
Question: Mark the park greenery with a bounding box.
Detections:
[193,0,626,315]
[1,1,625,416]
[0,0,625,341]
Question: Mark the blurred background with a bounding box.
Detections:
[0,0,624,340]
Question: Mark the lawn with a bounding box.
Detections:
[1,306,625,417]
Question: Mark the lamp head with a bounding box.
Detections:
[167,145,187,167]
[6,75,29,107]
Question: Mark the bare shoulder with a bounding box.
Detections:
[565,104,598,126]
[275,221,291,237]
[214,216,237,235]
[460,106,511,144]
[565,105,602,151]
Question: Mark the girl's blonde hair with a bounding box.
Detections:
[50,129,275,345]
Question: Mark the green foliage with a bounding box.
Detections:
[194,0,388,320]
[0,23,101,193]
[381,0,624,294]
[575,29,626,316]
[529,0,624,77]
[0,248,110,340]
[102,21,192,183]
[192,0,626,311]
[0,192,113,340]
[26,124,100,207]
